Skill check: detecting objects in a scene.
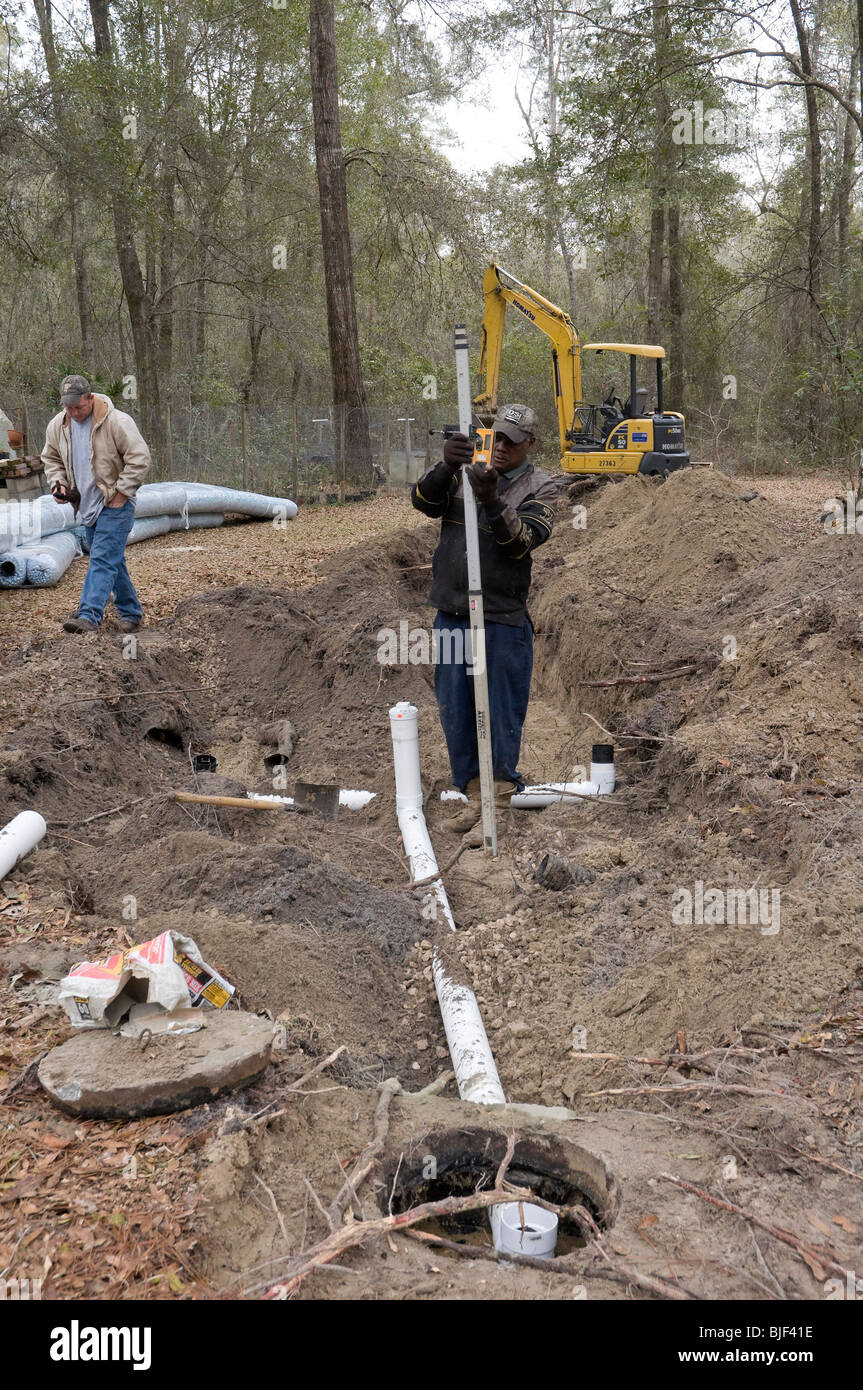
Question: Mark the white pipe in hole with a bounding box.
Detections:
[0,810,47,882]
[388,701,558,1254]
[510,746,615,808]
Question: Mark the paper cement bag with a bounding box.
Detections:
[58,929,234,1029]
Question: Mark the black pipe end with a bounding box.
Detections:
[591,743,614,764]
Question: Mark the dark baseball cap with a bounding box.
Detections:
[60,374,92,405]
[492,403,539,443]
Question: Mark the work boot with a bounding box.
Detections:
[494,779,517,810]
[118,619,141,633]
[462,781,519,847]
[443,777,481,833]
[447,779,518,844]
[62,617,98,634]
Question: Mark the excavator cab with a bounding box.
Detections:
[578,345,689,476]
[475,264,691,478]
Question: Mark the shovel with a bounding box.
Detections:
[293,781,341,821]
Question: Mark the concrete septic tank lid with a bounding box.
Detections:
[38,1010,273,1119]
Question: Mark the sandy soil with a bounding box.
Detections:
[1,471,861,1301]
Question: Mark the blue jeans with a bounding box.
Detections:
[79,501,141,625]
[433,611,533,789]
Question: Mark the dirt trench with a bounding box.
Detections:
[1,471,862,1300]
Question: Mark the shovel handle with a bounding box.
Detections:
[173,792,291,811]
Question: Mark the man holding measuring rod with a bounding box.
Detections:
[411,401,557,840]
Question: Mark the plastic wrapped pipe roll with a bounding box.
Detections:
[0,496,76,551]
[1,529,82,588]
[178,483,298,520]
[78,512,225,551]
[125,515,173,545]
[134,481,297,521]
[130,484,189,520]
[127,512,224,545]
[23,530,83,587]
[0,549,29,587]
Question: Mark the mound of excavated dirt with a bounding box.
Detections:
[534,467,863,796]
[98,832,423,1070]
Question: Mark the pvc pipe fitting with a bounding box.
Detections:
[510,744,615,807]
[389,702,423,812]
[491,1200,559,1259]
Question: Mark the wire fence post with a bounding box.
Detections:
[165,403,174,480]
[241,400,249,492]
[337,403,346,503]
[291,402,299,502]
[381,412,390,480]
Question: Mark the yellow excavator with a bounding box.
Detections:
[474,263,690,477]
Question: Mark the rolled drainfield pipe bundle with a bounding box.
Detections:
[130,484,189,520]
[0,483,297,586]
[127,513,225,546]
[22,530,84,586]
[141,481,298,522]
[0,496,77,551]
[0,548,29,587]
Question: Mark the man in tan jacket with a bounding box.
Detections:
[42,375,151,633]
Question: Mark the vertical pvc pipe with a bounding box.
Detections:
[0,811,47,881]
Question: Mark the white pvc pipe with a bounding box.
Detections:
[0,811,47,881]
[247,789,375,811]
[510,751,615,808]
[389,702,558,1254]
[389,701,505,1107]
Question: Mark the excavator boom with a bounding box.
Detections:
[476,264,581,451]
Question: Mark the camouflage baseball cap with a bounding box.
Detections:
[492,403,539,443]
[59,374,92,405]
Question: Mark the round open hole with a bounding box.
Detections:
[378,1125,618,1257]
[143,725,184,749]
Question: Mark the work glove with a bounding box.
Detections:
[52,481,81,509]
[467,462,499,506]
[442,432,474,474]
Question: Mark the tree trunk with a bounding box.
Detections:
[89,0,164,462]
[647,0,670,344]
[33,0,94,365]
[790,0,824,444]
[667,196,683,411]
[309,0,372,484]
[836,49,858,312]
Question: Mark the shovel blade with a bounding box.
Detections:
[293,782,340,821]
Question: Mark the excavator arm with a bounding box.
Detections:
[475,264,582,454]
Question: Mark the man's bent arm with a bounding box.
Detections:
[111,415,151,499]
[411,462,458,518]
[484,477,557,560]
[41,430,66,491]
